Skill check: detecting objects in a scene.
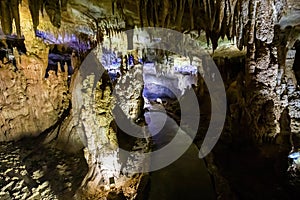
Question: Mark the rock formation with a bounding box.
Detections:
[0,48,69,141]
[0,0,300,199]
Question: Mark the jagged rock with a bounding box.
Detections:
[114,63,144,120]
[0,52,69,141]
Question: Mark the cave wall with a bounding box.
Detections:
[0,0,299,198]
[0,0,75,142]
[0,49,69,141]
[206,0,300,148]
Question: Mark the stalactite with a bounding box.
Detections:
[220,23,226,40]
[188,0,194,30]
[136,0,144,27]
[231,13,237,41]
[10,0,21,37]
[215,0,225,35]
[61,0,68,12]
[211,32,219,51]
[112,0,115,15]
[205,30,210,46]
[166,12,171,28]
[175,0,187,30]
[162,1,171,27]
[230,0,238,27]
[173,0,178,23]
[153,0,159,27]
[152,7,156,27]
[28,0,43,31]
[116,0,125,16]
[236,0,248,50]
[0,0,12,35]
[198,28,201,38]
[148,0,155,26]
[44,0,62,28]
[202,0,209,32]
[224,0,230,26]
[255,0,276,44]
[246,0,258,76]
[143,0,149,26]
[205,0,211,29]
[209,0,216,31]
[236,4,245,50]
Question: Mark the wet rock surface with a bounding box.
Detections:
[0,140,87,200]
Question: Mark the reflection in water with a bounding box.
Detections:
[100,31,215,199]
[143,63,214,200]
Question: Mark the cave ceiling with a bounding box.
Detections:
[0,0,299,50]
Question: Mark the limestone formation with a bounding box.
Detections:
[0,52,69,142]
[0,0,300,199]
[114,63,144,121]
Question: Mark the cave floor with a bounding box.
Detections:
[0,138,87,200]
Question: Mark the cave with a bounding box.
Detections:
[0,0,300,199]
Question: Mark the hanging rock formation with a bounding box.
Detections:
[0,0,300,199]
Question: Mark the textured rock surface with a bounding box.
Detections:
[219,0,300,146]
[114,64,144,121]
[0,140,87,200]
[57,47,148,199]
[0,53,69,141]
[0,0,300,199]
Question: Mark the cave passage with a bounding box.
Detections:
[0,0,300,199]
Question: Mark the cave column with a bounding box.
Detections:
[80,74,121,189]
[242,0,285,142]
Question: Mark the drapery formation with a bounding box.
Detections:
[0,0,289,51]
[0,0,21,37]
[115,0,300,143]
[0,0,297,143]
[0,0,68,36]
[116,0,287,50]
[28,0,68,30]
